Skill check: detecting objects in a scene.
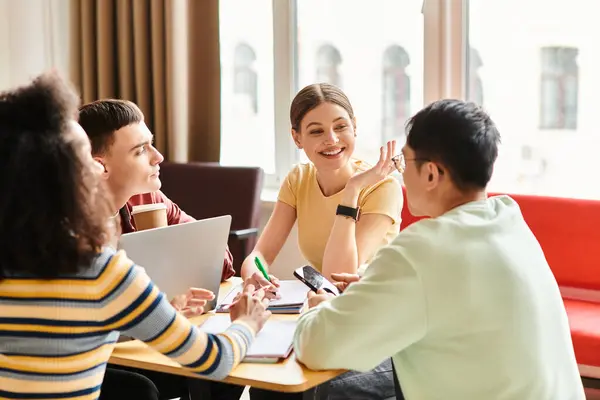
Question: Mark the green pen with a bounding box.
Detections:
[254,256,271,282]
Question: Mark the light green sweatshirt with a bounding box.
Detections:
[294,195,584,400]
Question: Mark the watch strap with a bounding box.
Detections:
[336,204,360,221]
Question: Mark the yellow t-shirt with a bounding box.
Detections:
[278,160,403,272]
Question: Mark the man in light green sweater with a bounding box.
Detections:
[294,99,585,400]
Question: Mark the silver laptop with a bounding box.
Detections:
[117,215,232,311]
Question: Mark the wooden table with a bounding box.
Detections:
[109,278,344,395]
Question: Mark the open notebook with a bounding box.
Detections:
[200,315,296,363]
[215,280,308,314]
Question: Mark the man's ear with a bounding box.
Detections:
[93,156,109,176]
[424,162,442,190]
[291,129,303,149]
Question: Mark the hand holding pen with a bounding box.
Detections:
[244,256,281,300]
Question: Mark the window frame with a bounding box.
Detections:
[269,0,299,189]
[264,0,469,191]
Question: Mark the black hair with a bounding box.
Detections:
[406,99,501,190]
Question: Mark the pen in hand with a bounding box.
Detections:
[254,256,271,283]
[251,256,280,300]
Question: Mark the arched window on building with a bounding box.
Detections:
[540,46,579,130]
[382,45,411,142]
[468,48,484,106]
[316,44,342,87]
[234,43,258,114]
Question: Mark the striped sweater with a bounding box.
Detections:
[0,248,254,400]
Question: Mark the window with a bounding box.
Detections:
[467,0,595,199]
[297,0,424,164]
[468,48,484,106]
[315,44,343,87]
[539,46,579,130]
[219,0,275,174]
[218,0,594,200]
[382,45,411,143]
[234,43,258,114]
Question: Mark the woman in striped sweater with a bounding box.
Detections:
[0,72,271,400]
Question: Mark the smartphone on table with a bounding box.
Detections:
[293,265,340,296]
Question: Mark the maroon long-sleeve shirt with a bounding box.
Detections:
[120,191,235,281]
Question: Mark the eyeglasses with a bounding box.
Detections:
[391,154,406,173]
[391,154,444,175]
[391,154,419,173]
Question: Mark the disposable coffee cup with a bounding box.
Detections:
[131,203,168,231]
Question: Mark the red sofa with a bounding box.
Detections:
[400,189,600,379]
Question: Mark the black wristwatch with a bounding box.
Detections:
[336,204,360,222]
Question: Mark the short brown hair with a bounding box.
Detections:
[0,72,111,278]
[78,99,143,155]
[290,83,355,132]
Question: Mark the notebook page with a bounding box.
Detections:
[269,280,310,306]
[200,315,296,358]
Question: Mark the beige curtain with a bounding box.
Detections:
[70,0,221,162]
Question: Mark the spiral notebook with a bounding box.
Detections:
[215,280,308,314]
[200,315,296,363]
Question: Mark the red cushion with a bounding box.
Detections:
[399,187,600,290]
[564,299,600,367]
[508,194,600,291]
[399,187,425,230]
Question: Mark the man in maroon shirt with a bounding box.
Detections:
[78,99,244,400]
[78,99,235,281]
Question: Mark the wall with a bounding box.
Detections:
[0,0,70,91]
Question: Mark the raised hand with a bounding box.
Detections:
[346,140,397,191]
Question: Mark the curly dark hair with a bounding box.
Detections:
[0,72,112,278]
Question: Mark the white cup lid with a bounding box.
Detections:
[131,203,168,214]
